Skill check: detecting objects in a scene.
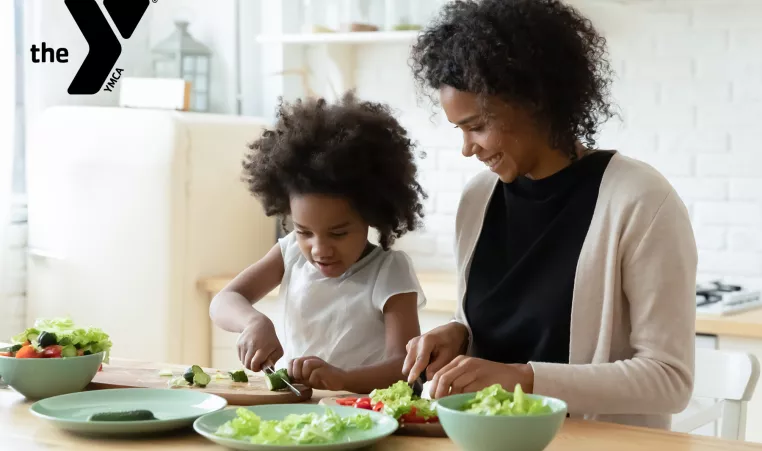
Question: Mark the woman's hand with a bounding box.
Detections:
[237,314,283,372]
[289,356,347,391]
[429,356,534,399]
[402,322,469,384]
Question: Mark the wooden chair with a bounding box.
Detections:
[673,348,760,440]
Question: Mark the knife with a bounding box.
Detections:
[409,369,427,398]
[263,365,302,397]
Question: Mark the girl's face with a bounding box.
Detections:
[440,85,563,182]
[290,194,370,278]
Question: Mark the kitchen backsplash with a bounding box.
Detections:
[348,0,762,288]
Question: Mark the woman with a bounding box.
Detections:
[402,0,697,429]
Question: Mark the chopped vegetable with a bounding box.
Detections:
[370,381,438,422]
[36,331,57,348]
[41,345,63,358]
[158,369,173,377]
[215,408,373,445]
[15,345,42,359]
[168,376,190,388]
[229,370,248,383]
[88,410,157,422]
[10,318,112,362]
[182,365,211,388]
[265,368,292,391]
[460,384,553,416]
[61,345,78,358]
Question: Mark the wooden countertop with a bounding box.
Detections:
[4,387,762,450]
[200,272,762,340]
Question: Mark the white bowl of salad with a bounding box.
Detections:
[0,318,112,399]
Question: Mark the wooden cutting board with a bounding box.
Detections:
[87,359,312,406]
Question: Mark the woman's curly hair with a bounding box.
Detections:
[411,0,616,158]
[243,93,427,250]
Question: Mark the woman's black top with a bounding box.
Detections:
[464,151,615,364]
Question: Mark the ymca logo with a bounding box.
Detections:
[29,0,152,95]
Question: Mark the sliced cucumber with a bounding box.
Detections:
[61,345,78,358]
[194,370,211,388]
[88,410,157,422]
[0,344,22,353]
[265,369,291,391]
[183,365,211,387]
[158,369,173,377]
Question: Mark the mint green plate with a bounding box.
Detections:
[29,388,228,435]
[194,404,398,450]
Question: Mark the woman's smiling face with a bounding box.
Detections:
[439,85,553,183]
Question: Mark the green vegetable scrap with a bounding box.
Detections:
[229,370,248,383]
[215,408,373,445]
[460,384,553,416]
[369,380,436,420]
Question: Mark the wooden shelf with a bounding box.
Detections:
[256,31,420,45]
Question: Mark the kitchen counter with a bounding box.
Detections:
[4,385,762,450]
[199,272,762,339]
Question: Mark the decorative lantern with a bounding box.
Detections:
[152,20,212,112]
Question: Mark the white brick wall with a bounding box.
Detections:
[349,0,762,289]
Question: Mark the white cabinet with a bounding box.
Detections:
[26,107,277,366]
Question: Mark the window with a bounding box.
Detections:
[12,0,24,195]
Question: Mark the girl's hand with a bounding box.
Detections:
[289,356,347,391]
[237,315,283,372]
[402,322,469,384]
[429,355,534,399]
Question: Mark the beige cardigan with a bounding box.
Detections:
[453,152,697,429]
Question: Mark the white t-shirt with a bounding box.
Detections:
[276,231,426,370]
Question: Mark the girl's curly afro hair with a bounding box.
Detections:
[411,0,617,157]
[243,92,427,250]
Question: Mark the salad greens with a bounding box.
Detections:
[11,317,112,362]
[461,384,553,416]
[215,408,373,445]
[369,381,436,420]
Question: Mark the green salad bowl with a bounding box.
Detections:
[435,392,567,451]
[0,352,104,400]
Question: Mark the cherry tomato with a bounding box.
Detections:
[77,349,85,356]
[336,397,357,406]
[98,364,103,371]
[354,398,372,410]
[400,413,426,424]
[42,345,63,358]
[373,401,384,412]
[426,416,439,423]
[15,345,42,359]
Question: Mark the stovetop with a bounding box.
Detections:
[696,281,762,315]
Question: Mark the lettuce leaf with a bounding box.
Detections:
[11,318,113,362]
[461,384,553,416]
[215,408,373,445]
[369,380,437,420]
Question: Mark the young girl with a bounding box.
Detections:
[210,93,428,394]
